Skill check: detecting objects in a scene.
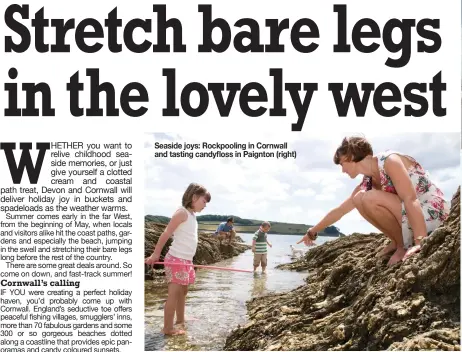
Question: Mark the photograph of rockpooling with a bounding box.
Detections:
[143,132,460,351]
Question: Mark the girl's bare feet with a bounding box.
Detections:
[387,248,406,266]
[376,241,397,257]
[161,327,186,336]
[174,321,185,328]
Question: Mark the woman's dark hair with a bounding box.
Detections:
[227,217,234,223]
[182,183,211,208]
[334,136,373,164]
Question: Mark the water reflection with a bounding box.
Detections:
[250,272,268,297]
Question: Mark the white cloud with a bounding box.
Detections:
[293,188,316,197]
[278,206,304,223]
[315,193,336,201]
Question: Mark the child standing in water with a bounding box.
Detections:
[145,183,211,335]
[252,221,272,273]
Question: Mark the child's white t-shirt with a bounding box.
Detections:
[168,207,198,261]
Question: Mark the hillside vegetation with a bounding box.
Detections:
[145,214,343,236]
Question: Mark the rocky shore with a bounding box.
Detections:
[224,187,460,351]
[144,221,251,281]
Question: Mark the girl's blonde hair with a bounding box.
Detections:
[182,183,211,209]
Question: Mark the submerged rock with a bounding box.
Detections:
[145,221,251,280]
[224,187,460,351]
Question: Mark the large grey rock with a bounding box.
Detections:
[224,187,460,351]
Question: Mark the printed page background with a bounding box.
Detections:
[0,0,460,351]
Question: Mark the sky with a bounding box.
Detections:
[144,132,460,235]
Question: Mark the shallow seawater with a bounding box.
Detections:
[144,233,337,351]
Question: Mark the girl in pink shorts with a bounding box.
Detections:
[163,252,196,286]
[145,183,211,336]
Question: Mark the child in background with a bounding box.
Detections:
[145,183,211,335]
[252,221,272,274]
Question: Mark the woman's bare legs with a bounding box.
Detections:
[353,190,406,265]
[353,191,399,254]
[163,283,185,335]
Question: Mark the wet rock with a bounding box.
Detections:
[224,187,460,351]
[145,221,251,280]
[388,328,460,351]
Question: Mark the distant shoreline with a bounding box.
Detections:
[200,229,342,237]
[198,223,343,237]
[145,215,344,237]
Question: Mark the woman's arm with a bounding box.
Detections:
[297,185,361,245]
[383,154,427,245]
[145,208,188,263]
[311,184,360,233]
